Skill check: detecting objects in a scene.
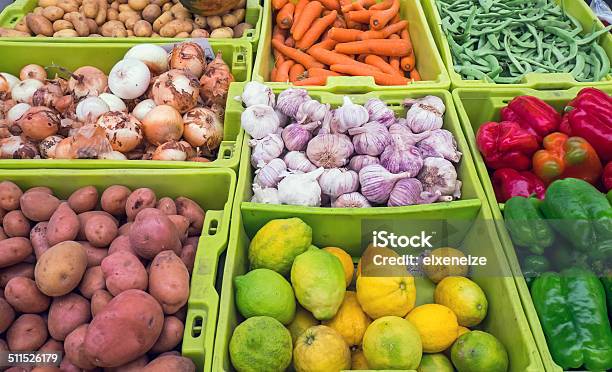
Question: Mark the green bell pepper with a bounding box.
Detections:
[504,196,554,254]
[522,255,550,287]
[548,238,589,271]
[602,272,612,318]
[531,268,612,370]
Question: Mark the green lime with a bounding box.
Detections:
[418,353,454,372]
[415,276,436,306]
[451,331,509,372]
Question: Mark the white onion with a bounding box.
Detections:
[0,73,20,90]
[99,150,127,160]
[7,103,31,124]
[76,97,110,123]
[96,111,143,152]
[98,93,127,112]
[124,44,169,74]
[151,69,199,113]
[108,58,151,100]
[132,99,156,121]
[12,79,44,104]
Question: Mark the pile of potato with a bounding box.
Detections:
[0,181,206,371]
[0,0,252,38]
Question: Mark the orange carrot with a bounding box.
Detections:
[273,0,289,10]
[296,10,338,50]
[365,55,401,76]
[340,0,376,13]
[285,36,295,47]
[330,64,409,85]
[345,9,370,23]
[388,34,402,75]
[330,62,386,76]
[291,0,309,33]
[293,1,324,40]
[334,39,411,56]
[294,76,327,85]
[273,39,324,69]
[328,27,363,42]
[277,2,295,29]
[391,13,400,24]
[332,15,347,28]
[289,63,306,82]
[319,0,340,11]
[312,38,338,49]
[410,68,421,81]
[369,0,392,10]
[308,46,382,71]
[276,60,295,82]
[360,20,407,39]
[272,26,287,64]
[308,67,343,77]
[370,0,399,30]
[400,29,415,71]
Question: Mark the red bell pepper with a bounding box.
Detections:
[560,87,612,162]
[476,121,539,171]
[532,132,602,185]
[604,161,612,191]
[492,168,546,202]
[501,95,561,141]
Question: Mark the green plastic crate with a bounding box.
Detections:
[421,0,612,90]
[252,0,450,92]
[0,40,251,170]
[0,0,264,49]
[0,167,236,372]
[452,85,612,371]
[211,85,544,371]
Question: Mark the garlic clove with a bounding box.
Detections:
[238,82,275,107]
[318,168,359,198]
[241,104,280,140]
[332,192,371,208]
[251,184,280,204]
[277,167,324,207]
[334,96,369,133]
[359,164,410,204]
[276,88,310,118]
[283,151,317,173]
[249,133,284,167]
[253,158,287,188]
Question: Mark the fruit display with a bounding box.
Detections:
[227,217,509,372]
[239,83,463,207]
[0,0,253,38]
[0,180,206,370]
[0,41,233,161]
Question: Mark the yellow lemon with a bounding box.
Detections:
[323,247,354,287]
[423,247,469,283]
[435,276,488,327]
[357,245,406,277]
[287,305,319,345]
[356,275,416,319]
[406,304,459,353]
[457,326,470,337]
[322,291,371,346]
[293,325,351,372]
[362,316,422,370]
[351,347,370,370]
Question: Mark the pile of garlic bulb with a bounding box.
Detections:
[239,82,463,208]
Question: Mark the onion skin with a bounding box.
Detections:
[0,136,39,159]
[124,44,169,75]
[32,81,64,108]
[151,69,199,114]
[68,66,108,98]
[0,75,10,99]
[169,43,206,78]
[14,106,60,141]
[39,135,64,158]
[142,104,184,145]
[152,140,191,161]
[53,137,72,159]
[96,111,143,152]
[19,64,46,82]
[199,51,234,108]
[12,79,44,105]
[183,107,223,150]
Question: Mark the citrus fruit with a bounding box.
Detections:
[451,331,509,372]
[457,326,470,337]
[406,304,459,353]
[322,291,371,346]
[293,325,351,372]
[362,316,422,370]
[249,218,312,276]
[423,247,469,283]
[287,305,319,344]
[323,247,354,287]
[357,244,406,277]
[356,275,416,319]
[415,276,436,306]
[234,268,296,325]
[229,316,293,372]
[417,353,454,372]
[435,276,488,327]
[351,347,370,370]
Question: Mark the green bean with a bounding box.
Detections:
[504,33,526,73]
[544,26,577,65]
[570,54,586,76]
[593,43,611,81]
[577,25,612,46]
[458,66,493,81]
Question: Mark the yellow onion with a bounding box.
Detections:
[39,135,64,158]
[183,107,223,150]
[151,69,199,114]
[99,150,127,160]
[199,51,234,107]
[152,140,194,161]
[14,106,60,141]
[0,75,11,99]
[12,79,44,104]
[19,64,46,82]
[169,42,206,78]
[68,125,113,159]
[142,104,184,145]
[53,137,72,159]
[96,111,143,152]
[68,66,108,98]
[32,80,65,108]
[0,136,39,159]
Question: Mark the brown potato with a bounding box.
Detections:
[65,324,96,369]
[34,241,88,296]
[118,222,132,236]
[0,297,15,333]
[191,29,209,38]
[0,237,33,268]
[175,197,204,236]
[133,19,152,36]
[127,0,147,11]
[46,202,79,246]
[4,276,50,313]
[0,28,31,37]
[159,19,192,37]
[81,0,99,18]
[20,191,60,222]
[65,11,89,36]
[52,19,73,31]
[167,214,189,242]
[125,188,156,221]
[0,181,23,211]
[180,243,196,273]
[221,13,238,27]
[48,293,91,341]
[149,250,189,314]
[86,18,98,33]
[78,265,105,298]
[143,355,195,372]
[129,208,181,259]
[26,14,54,36]
[100,19,127,37]
[104,355,148,371]
[232,7,245,22]
[108,235,135,255]
[14,17,31,33]
[141,3,161,23]
[84,214,118,247]
[90,289,112,316]
[38,338,63,353]
[42,6,64,21]
[53,28,78,36]
[151,316,184,353]
[7,314,48,351]
[101,251,147,296]
[95,0,107,25]
[30,222,50,259]
[84,289,164,367]
[210,26,233,38]
[152,10,172,32]
[0,263,34,287]
[77,211,118,240]
[56,0,79,12]
[232,22,252,38]
[3,210,31,238]
[79,241,108,267]
[68,186,98,213]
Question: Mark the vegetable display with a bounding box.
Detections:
[436,0,612,83]
[0,42,233,161]
[238,83,462,207]
[0,0,252,38]
[269,0,419,85]
[0,181,205,370]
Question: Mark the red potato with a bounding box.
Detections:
[48,293,91,341]
[0,262,34,287]
[31,367,61,372]
[0,237,33,268]
[100,185,131,217]
[90,289,113,317]
[5,367,31,372]
[143,355,195,372]
[156,197,177,215]
[65,324,97,369]
[84,289,164,368]
[59,358,82,372]
[7,314,48,351]
[30,222,50,259]
[19,191,60,222]
[25,186,53,195]
[168,214,190,242]
[129,208,181,259]
[108,235,136,256]
[118,222,133,236]
[125,188,157,221]
[84,214,118,248]
[4,276,50,313]
[77,211,119,241]
[38,338,63,353]
[151,316,184,353]
[34,241,88,296]
[101,251,148,296]
[67,186,98,213]
[46,202,80,246]
[0,226,7,240]
[0,181,23,211]
[149,250,189,314]
[180,243,196,273]
[79,266,105,298]
[80,241,109,267]
[175,197,205,236]
[0,297,15,333]
[104,355,149,371]
[3,210,31,238]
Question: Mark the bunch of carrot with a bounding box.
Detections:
[270,0,420,86]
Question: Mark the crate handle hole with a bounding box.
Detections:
[222,148,233,159]
[10,17,18,24]
[207,219,219,236]
[191,316,203,338]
